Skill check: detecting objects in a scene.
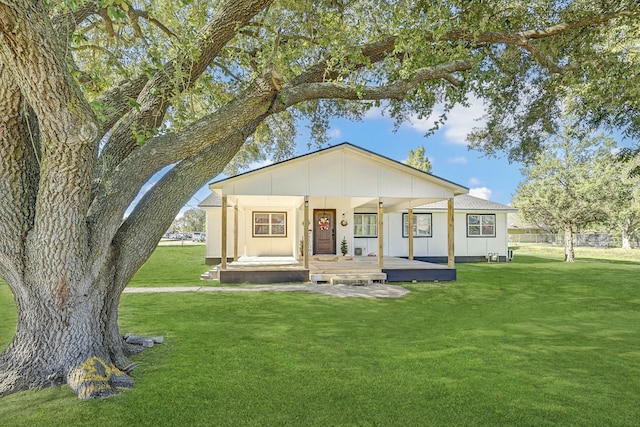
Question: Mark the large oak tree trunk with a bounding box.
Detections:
[0,261,134,399]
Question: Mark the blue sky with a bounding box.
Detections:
[182,97,523,212]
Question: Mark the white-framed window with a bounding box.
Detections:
[467,214,496,237]
[253,212,287,237]
[402,213,432,238]
[354,213,377,237]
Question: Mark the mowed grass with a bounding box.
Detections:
[127,244,210,287]
[0,245,639,426]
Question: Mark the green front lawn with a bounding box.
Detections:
[0,246,639,426]
[127,244,210,287]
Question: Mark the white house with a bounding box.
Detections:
[199,143,515,282]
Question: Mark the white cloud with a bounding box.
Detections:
[469,187,493,200]
[406,96,486,145]
[449,156,468,164]
[328,128,342,139]
[443,101,485,144]
[468,177,481,186]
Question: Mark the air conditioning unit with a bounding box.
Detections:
[354,247,366,256]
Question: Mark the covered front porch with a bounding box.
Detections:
[200,143,468,283]
[201,255,456,284]
[210,193,457,278]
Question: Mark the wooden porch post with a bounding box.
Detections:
[378,198,384,269]
[408,207,414,260]
[447,197,455,268]
[221,195,227,270]
[303,196,309,269]
[233,204,239,262]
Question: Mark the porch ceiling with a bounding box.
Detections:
[218,194,450,212]
[225,195,303,209]
[355,197,451,212]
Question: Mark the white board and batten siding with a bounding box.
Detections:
[215,146,459,200]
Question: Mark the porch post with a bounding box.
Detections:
[233,204,239,262]
[303,196,309,269]
[447,197,455,268]
[378,198,384,269]
[221,195,227,270]
[408,207,414,261]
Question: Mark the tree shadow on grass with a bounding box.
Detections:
[509,255,564,264]
[572,257,640,266]
[511,254,640,267]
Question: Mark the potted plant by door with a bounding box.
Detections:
[340,237,348,256]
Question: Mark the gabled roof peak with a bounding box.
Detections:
[209,141,467,193]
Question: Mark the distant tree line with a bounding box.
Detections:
[169,208,206,234]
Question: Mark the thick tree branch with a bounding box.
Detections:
[278,60,473,107]
[99,0,274,171]
[89,6,636,238]
[111,120,261,291]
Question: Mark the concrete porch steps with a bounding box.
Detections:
[311,272,387,285]
[201,267,219,281]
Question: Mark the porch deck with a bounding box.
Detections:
[202,255,456,284]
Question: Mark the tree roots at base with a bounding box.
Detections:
[68,356,134,399]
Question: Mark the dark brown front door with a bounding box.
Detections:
[313,209,336,255]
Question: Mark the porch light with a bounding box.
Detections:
[340,213,348,227]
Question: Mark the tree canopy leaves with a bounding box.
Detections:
[46,1,640,163]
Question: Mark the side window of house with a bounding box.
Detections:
[353,213,377,237]
[467,214,496,237]
[253,212,287,237]
[402,213,432,237]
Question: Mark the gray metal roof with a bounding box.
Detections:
[198,192,222,207]
[416,194,517,212]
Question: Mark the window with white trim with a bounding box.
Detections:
[402,213,432,238]
[253,212,287,237]
[353,213,377,237]
[467,214,496,237]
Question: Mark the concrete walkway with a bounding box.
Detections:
[123,283,410,299]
